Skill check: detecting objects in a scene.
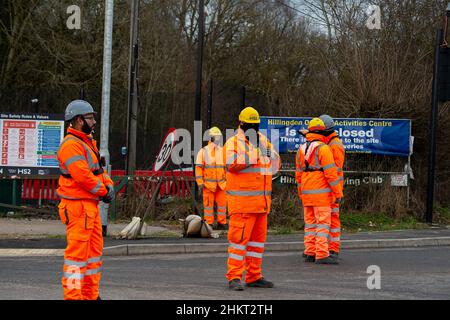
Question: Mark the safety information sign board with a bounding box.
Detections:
[0,112,64,177]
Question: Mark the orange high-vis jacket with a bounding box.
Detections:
[195,141,226,192]
[295,133,343,206]
[224,129,281,215]
[326,131,345,189]
[57,127,113,201]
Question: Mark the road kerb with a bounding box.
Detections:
[1,237,450,257]
[0,249,65,257]
[101,236,450,256]
[340,237,450,249]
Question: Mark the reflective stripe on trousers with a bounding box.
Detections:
[303,206,331,259]
[329,203,341,253]
[203,188,227,225]
[61,199,104,300]
[227,213,267,284]
[227,241,264,260]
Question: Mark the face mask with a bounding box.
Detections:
[241,123,260,147]
[211,137,222,146]
[241,122,260,133]
[310,130,328,137]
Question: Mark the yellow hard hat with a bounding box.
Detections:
[239,107,260,124]
[308,118,326,131]
[208,126,222,136]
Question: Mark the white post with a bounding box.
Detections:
[100,0,114,235]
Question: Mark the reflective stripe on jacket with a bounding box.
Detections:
[295,132,343,206]
[57,127,113,200]
[224,129,281,214]
[195,142,226,192]
[326,132,345,189]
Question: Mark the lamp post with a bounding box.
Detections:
[126,0,140,176]
[193,0,205,201]
[425,3,450,224]
[194,0,205,124]
[99,0,115,235]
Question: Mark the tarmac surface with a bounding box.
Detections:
[1,218,450,300]
[1,247,449,299]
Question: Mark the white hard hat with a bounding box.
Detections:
[319,115,335,130]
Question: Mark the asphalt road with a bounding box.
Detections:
[0,247,449,300]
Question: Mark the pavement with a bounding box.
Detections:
[0,218,450,257]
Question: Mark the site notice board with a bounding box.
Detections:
[0,113,64,177]
[260,117,412,157]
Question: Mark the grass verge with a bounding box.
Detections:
[267,211,435,235]
[340,212,430,233]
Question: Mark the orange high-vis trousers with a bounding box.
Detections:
[203,188,227,225]
[58,199,103,300]
[226,212,267,284]
[303,206,332,260]
[329,203,341,253]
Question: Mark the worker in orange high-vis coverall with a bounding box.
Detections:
[224,106,281,291]
[296,118,343,264]
[195,127,228,229]
[319,115,345,259]
[57,100,115,300]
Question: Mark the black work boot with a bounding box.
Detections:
[304,255,315,263]
[246,278,274,288]
[216,223,229,230]
[329,251,339,259]
[228,279,244,291]
[315,256,339,265]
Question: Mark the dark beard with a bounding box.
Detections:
[81,119,93,135]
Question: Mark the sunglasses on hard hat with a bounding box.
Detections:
[83,115,96,121]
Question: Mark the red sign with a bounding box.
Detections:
[3,121,36,129]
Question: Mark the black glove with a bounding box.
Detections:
[102,185,115,203]
[335,198,342,204]
[99,156,106,167]
[198,185,204,195]
[266,147,272,158]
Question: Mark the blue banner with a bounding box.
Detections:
[260,117,411,156]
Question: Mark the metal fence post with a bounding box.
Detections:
[12,179,17,206]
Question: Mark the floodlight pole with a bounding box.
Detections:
[193,0,205,201]
[99,0,114,235]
